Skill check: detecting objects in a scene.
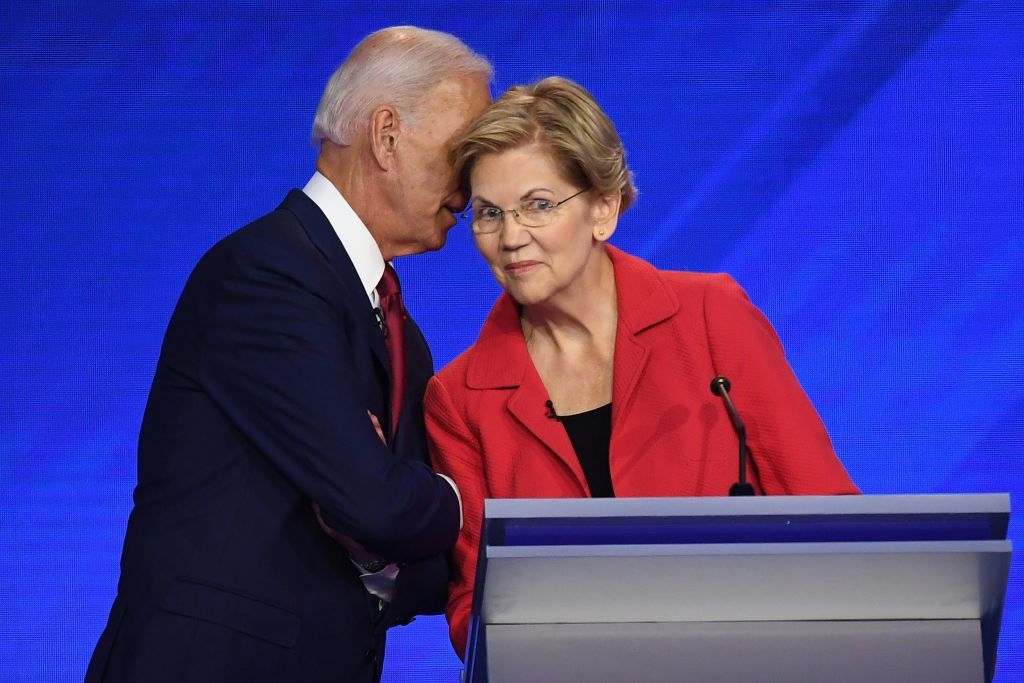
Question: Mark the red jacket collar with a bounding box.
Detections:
[465,245,679,390]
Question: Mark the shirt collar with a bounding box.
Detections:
[302,171,385,305]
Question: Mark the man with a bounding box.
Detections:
[86,27,492,682]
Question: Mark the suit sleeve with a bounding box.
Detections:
[424,375,484,660]
[377,554,450,628]
[196,241,460,561]
[701,274,859,495]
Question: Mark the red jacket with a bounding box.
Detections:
[425,246,859,658]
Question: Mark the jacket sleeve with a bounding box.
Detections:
[195,240,460,561]
[377,553,450,629]
[701,274,859,495]
[424,374,485,660]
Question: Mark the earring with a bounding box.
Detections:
[598,229,605,236]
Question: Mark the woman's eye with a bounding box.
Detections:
[479,207,502,220]
[525,199,554,211]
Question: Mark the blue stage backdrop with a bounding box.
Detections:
[2,2,1022,680]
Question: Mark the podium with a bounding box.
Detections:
[464,494,1011,682]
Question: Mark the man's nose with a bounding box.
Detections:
[449,187,470,213]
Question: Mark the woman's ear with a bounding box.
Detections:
[592,193,620,242]
[368,105,400,171]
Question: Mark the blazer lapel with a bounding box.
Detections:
[467,294,587,490]
[606,247,680,470]
[611,328,650,434]
[507,365,586,489]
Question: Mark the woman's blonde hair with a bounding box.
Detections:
[452,77,636,213]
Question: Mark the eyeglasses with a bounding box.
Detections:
[461,188,588,234]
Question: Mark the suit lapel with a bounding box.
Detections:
[278,189,391,385]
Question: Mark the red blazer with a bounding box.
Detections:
[425,245,859,658]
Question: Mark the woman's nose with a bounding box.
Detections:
[499,213,531,249]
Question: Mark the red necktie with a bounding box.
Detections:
[376,264,406,435]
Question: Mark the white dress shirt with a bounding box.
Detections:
[302,171,384,309]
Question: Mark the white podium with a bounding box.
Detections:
[464,494,1011,682]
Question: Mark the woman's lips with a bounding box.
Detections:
[504,260,541,276]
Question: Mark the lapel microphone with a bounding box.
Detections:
[373,307,389,337]
[710,376,756,496]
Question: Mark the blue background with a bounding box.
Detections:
[2,1,1021,680]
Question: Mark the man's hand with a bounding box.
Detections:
[367,410,386,445]
[312,501,384,566]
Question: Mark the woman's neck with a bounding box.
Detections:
[520,247,618,353]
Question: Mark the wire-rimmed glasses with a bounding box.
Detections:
[460,188,588,234]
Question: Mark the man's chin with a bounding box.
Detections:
[423,227,452,253]
[390,230,449,258]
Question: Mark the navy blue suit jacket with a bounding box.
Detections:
[86,190,460,682]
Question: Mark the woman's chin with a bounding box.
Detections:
[505,283,552,308]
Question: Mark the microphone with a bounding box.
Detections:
[373,307,389,338]
[709,376,756,496]
[545,400,560,421]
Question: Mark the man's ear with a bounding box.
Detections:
[368,105,400,171]
[592,193,621,242]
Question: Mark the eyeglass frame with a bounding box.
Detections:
[460,187,589,234]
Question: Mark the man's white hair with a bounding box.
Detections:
[312,26,493,146]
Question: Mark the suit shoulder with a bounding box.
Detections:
[184,204,331,299]
[201,206,305,266]
[171,203,339,326]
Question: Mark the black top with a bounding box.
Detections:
[559,403,614,498]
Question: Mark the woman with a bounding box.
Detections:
[424,77,858,658]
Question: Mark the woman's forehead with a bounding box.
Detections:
[471,145,571,196]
